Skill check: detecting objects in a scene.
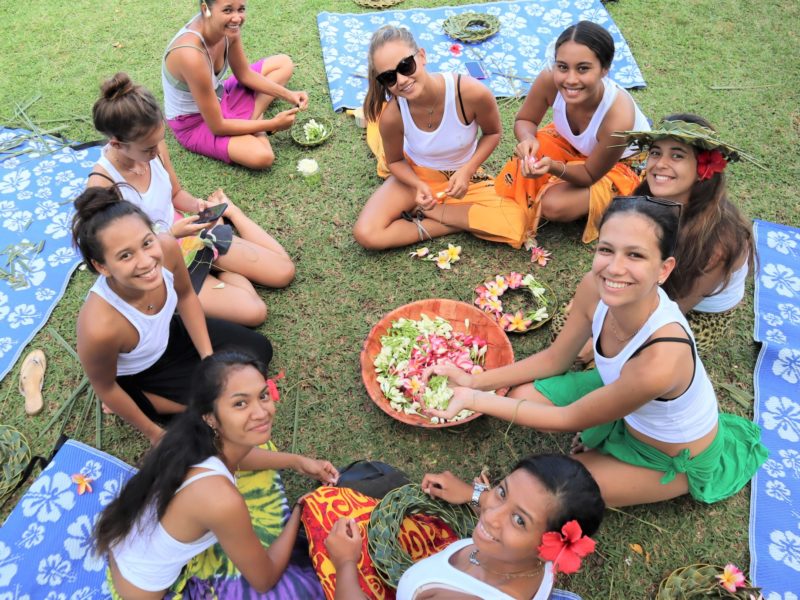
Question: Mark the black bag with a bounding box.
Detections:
[336,460,410,499]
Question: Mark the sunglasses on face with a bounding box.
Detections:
[614,195,683,221]
[375,52,418,88]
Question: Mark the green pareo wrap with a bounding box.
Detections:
[534,370,768,504]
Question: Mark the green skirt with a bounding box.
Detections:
[534,370,768,504]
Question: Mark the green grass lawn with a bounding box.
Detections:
[1,0,799,596]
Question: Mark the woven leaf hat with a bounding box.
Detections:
[367,483,477,588]
[612,119,764,168]
[0,424,31,501]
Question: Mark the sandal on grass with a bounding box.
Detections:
[400,210,432,241]
[19,349,46,416]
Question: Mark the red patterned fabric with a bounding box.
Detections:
[301,486,460,599]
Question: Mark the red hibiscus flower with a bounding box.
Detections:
[449,43,463,56]
[696,149,727,181]
[537,520,596,574]
[266,371,285,402]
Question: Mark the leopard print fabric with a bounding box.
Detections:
[686,308,737,357]
[549,303,737,357]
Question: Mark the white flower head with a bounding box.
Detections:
[296,158,320,177]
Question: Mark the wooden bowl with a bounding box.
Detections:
[360,299,514,428]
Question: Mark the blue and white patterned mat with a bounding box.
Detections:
[749,219,800,596]
[317,0,646,112]
[0,127,100,382]
[0,440,134,598]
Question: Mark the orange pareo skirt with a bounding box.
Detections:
[366,120,528,249]
[494,123,644,243]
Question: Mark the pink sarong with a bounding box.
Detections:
[167,58,266,163]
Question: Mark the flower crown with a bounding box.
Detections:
[611,119,765,171]
[537,519,596,574]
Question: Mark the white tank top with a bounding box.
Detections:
[96,147,175,233]
[397,538,554,600]
[692,257,749,313]
[592,287,718,443]
[88,268,177,376]
[162,18,230,120]
[112,456,235,592]
[398,73,479,170]
[552,77,649,158]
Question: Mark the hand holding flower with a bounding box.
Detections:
[515,138,540,176]
[422,363,474,388]
[424,386,474,420]
[296,456,340,485]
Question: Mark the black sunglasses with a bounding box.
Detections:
[614,195,683,221]
[375,52,418,88]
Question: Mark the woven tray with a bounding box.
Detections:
[442,12,500,44]
[368,484,477,588]
[360,298,514,428]
[290,115,333,147]
[0,425,31,500]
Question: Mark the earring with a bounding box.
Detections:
[211,427,223,451]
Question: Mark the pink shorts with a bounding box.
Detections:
[167,58,266,163]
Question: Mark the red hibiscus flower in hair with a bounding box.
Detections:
[696,149,727,181]
[266,371,285,402]
[537,520,596,574]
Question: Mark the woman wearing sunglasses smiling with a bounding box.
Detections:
[354,26,528,250]
[425,196,766,508]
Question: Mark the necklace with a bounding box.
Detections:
[468,549,543,580]
[112,148,148,176]
[125,162,149,177]
[608,294,659,343]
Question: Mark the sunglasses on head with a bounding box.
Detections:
[614,195,683,221]
[375,52,418,88]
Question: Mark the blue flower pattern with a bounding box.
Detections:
[0,441,135,598]
[317,0,646,111]
[0,127,101,381]
[752,220,800,593]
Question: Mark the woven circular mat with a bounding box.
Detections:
[657,563,759,598]
[368,484,477,588]
[290,115,334,147]
[0,424,31,500]
[443,12,500,44]
[352,0,405,9]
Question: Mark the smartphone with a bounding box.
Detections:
[465,61,487,80]
[195,202,227,224]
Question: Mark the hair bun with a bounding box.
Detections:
[101,72,135,101]
[74,185,123,221]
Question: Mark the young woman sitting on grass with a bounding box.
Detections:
[162,0,308,169]
[353,25,528,250]
[623,113,756,353]
[425,196,767,508]
[556,113,756,362]
[325,454,604,600]
[89,72,295,327]
[73,187,271,445]
[495,21,650,244]
[94,351,339,599]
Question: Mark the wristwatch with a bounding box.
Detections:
[470,482,489,508]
